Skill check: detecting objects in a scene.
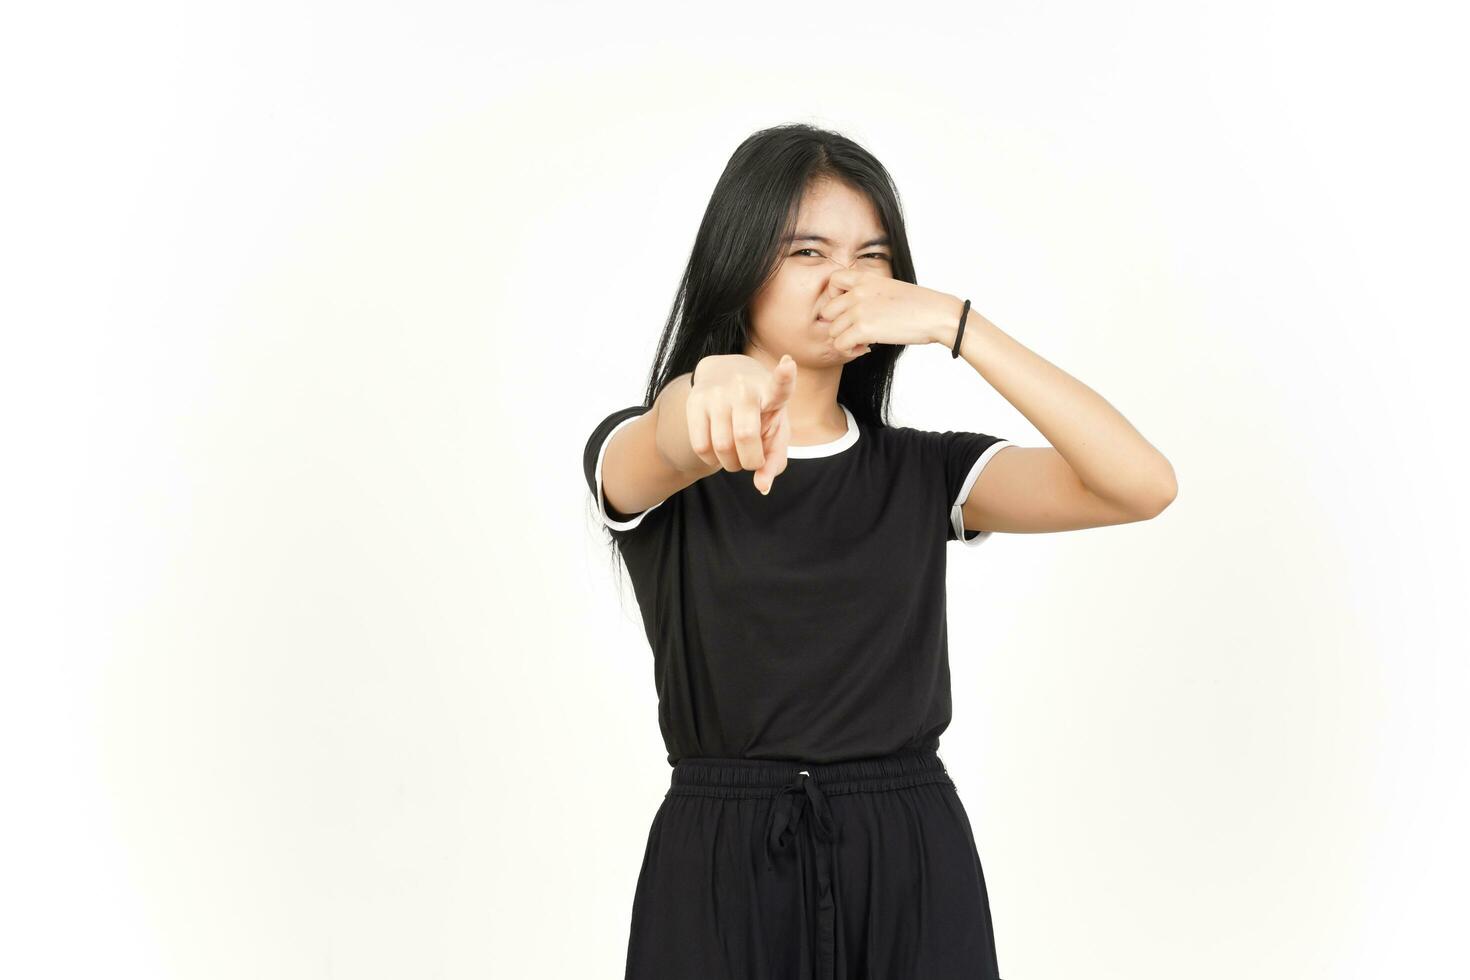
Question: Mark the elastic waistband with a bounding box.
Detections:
[668,748,952,799]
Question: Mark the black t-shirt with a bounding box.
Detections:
[583,401,1012,767]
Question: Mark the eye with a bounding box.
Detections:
[792,249,891,262]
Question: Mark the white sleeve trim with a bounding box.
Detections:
[594,413,668,532]
[951,440,1014,547]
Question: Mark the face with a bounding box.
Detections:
[745,178,893,368]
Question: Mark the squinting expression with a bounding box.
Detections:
[745,178,893,368]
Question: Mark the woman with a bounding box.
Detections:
[582,123,1177,980]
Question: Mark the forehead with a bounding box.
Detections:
[791,180,886,243]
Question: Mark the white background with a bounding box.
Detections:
[4,1,1467,977]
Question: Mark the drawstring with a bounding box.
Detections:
[765,769,835,868]
[764,768,839,980]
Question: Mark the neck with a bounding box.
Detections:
[742,348,846,443]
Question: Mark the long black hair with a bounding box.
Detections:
[639,122,919,425]
[595,123,921,568]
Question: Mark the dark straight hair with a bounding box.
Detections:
[637,122,919,428]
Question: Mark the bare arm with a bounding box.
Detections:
[600,371,718,518]
[930,296,1178,531]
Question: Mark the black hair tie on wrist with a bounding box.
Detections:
[951,299,971,358]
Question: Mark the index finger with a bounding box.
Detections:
[763,354,798,415]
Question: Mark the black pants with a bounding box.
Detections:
[624,749,1003,979]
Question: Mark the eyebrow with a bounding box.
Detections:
[787,233,891,249]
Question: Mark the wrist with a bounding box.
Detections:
[932,293,966,347]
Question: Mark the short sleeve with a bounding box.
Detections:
[936,429,1014,547]
[582,405,670,534]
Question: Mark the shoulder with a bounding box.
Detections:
[866,421,937,457]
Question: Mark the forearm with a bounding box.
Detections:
[930,296,1177,511]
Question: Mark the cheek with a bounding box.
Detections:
[775,267,828,302]
[748,266,832,340]
[754,273,805,312]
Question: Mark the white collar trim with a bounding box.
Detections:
[786,404,860,459]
